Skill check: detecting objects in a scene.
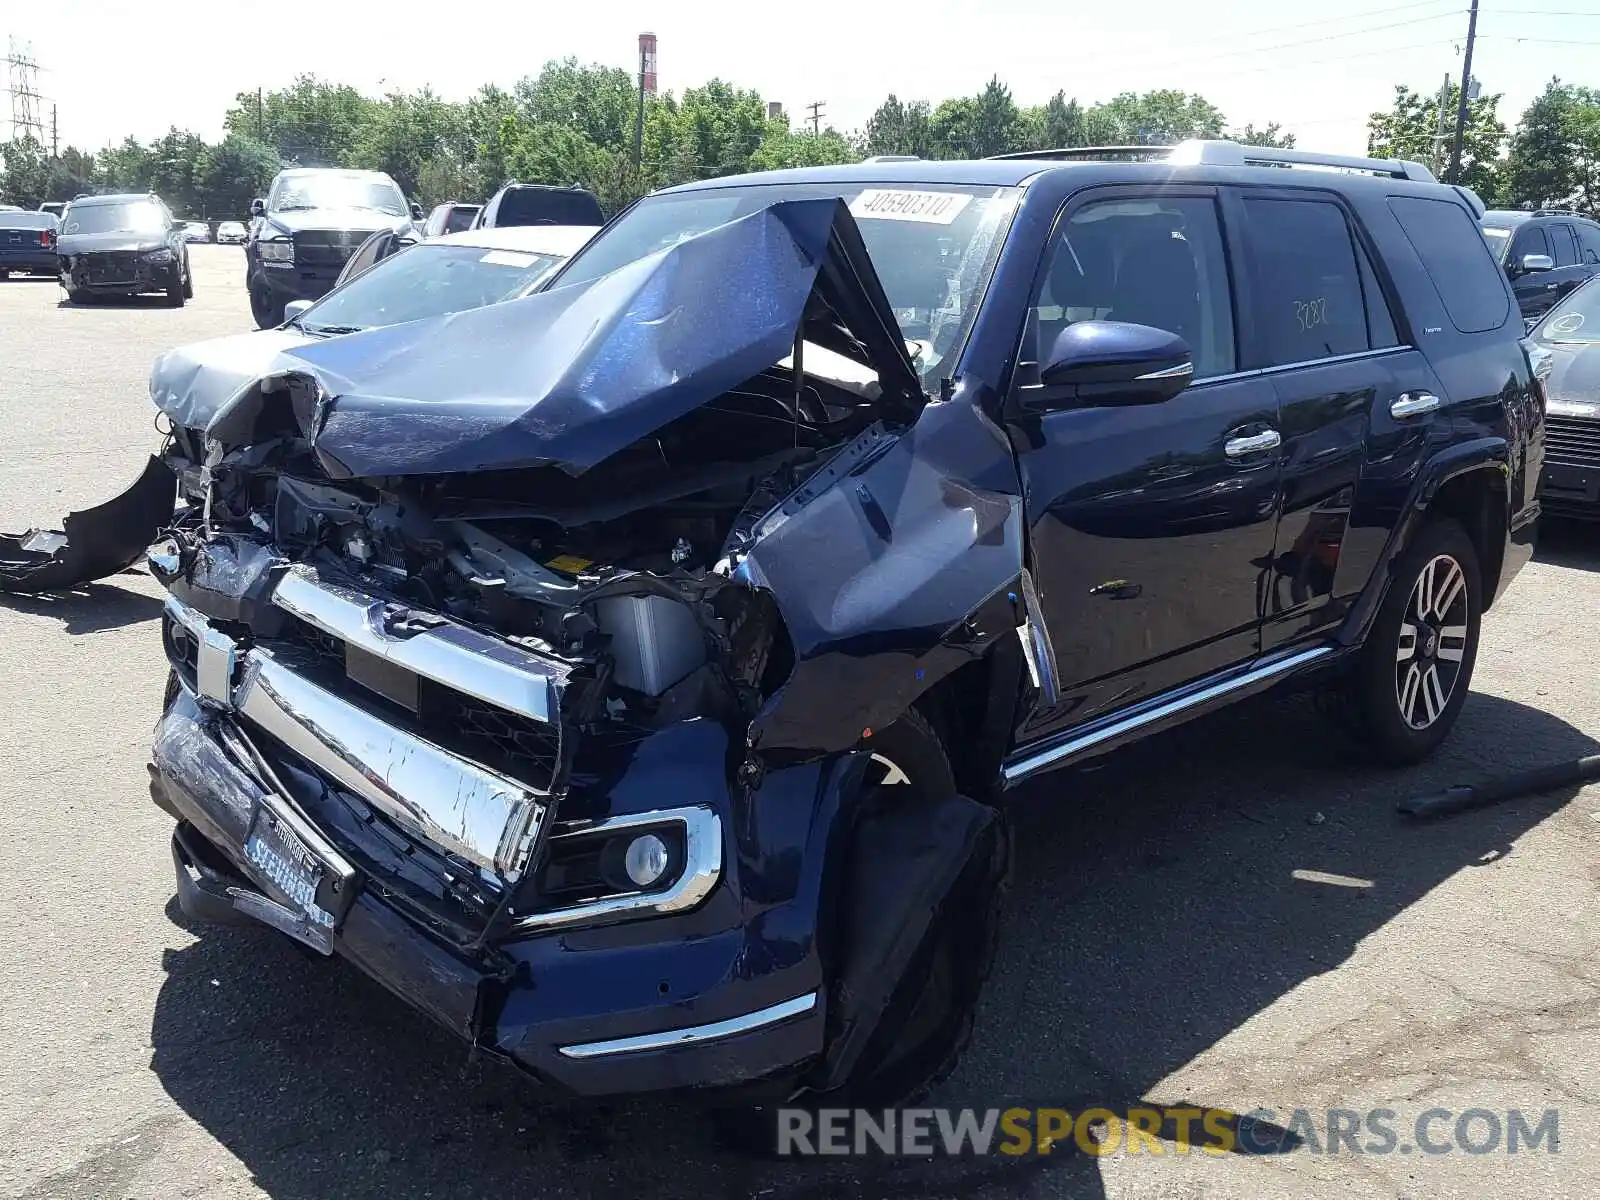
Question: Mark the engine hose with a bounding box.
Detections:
[1398,754,1600,819]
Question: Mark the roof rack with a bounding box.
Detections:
[989,139,1438,184]
[860,154,922,163]
[1532,207,1583,217]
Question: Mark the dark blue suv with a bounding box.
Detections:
[146,140,1542,1108]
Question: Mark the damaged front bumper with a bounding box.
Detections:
[0,455,175,593]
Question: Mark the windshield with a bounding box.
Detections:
[551,182,1021,386]
[1481,225,1511,263]
[294,242,567,334]
[62,200,166,236]
[272,174,406,216]
[1536,281,1600,343]
[0,212,57,229]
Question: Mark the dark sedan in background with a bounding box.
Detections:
[57,192,193,306]
[1529,274,1600,518]
[0,209,58,278]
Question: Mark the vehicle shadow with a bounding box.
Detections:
[53,293,178,310]
[141,689,1593,1200]
[1534,516,1600,572]
[0,577,165,634]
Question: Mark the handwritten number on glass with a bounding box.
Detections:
[1295,296,1329,332]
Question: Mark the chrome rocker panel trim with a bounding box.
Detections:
[514,807,724,933]
[558,992,819,1060]
[1002,644,1335,785]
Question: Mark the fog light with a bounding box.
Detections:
[624,834,670,888]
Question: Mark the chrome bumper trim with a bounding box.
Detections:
[512,807,723,933]
[557,992,819,1060]
[165,595,548,883]
[272,565,569,726]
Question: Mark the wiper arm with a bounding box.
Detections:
[306,324,366,336]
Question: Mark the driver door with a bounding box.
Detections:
[1007,187,1282,744]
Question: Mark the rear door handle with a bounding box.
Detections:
[1391,391,1441,419]
[1224,429,1281,458]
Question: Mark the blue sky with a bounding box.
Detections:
[9,0,1600,156]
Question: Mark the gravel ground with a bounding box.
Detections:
[1,245,1597,1199]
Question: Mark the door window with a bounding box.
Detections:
[1388,196,1511,334]
[1033,195,1237,379]
[1242,196,1370,365]
[1578,224,1600,265]
[1511,224,1550,264]
[1552,224,1580,267]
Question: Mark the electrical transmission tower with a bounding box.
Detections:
[6,38,46,145]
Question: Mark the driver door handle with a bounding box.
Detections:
[1391,391,1441,419]
[1224,429,1282,458]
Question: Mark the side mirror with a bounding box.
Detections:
[282,299,313,324]
[1029,321,1194,409]
[410,203,424,221]
[249,198,266,218]
[1521,253,1555,273]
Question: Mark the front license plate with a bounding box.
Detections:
[242,794,355,954]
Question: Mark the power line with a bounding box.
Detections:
[1124,11,1465,73]
[1481,33,1600,44]
[1152,0,1462,50]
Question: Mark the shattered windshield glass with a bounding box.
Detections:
[552,182,1021,386]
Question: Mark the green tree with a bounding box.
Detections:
[1367,82,1506,198]
[929,98,979,158]
[970,76,1022,157]
[224,76,374,167]
[1501,79,1600,212]
[1230,122,1296,148]
[1087,90,1226,144]
[352,87,463,197]
[196,134,280,219]
[0,137,48,207]
[1040,91,1086,148]
[863,95,933,158]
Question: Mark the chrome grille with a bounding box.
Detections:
[1545,415,1600,466]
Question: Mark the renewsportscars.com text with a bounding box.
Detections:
[775,1106,1561,1158]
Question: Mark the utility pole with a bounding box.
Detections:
[1448,0,1480,184]
[806,100,824,136]
[50,104,58,159]
[256,87,264,140]
[1432,74,1452,176]
[5,38,46,146]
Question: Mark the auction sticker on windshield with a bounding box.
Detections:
[849,190,973,225]
[480,250,539,268]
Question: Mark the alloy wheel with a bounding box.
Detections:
[1394,553,1470,730]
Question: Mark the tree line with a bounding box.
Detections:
[0,61,1597,218]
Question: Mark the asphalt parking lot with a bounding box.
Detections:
[1,244,1598,1199]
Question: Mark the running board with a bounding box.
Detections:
[1001,645,1336,787]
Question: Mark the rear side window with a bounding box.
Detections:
[1242,197,1370,364]
[1552,224,1580,267]
[1388,196,1511,334]
[497,188,604,228]
[1579,224,1600,265]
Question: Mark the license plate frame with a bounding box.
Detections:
[241,793,357,955]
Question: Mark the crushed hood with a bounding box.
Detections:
[150,329,318,431]
[198,198,927,479]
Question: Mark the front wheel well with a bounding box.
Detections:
[1424,467,1507,609]
[907,640,1026,802]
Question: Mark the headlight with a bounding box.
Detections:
[144,248,174,263]
[258,239,294,264]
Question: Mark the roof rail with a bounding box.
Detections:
[989,138,1438,183]
[1533,207,1583,217]
[860,154,922,163]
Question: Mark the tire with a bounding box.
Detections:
[831,709,1001,1105]
[66,286,92,305]
[0,268,9,280]
[1332,518,1482,765]
[165,268,185,307]
[249,276,283,329]
[182,260,194,300]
